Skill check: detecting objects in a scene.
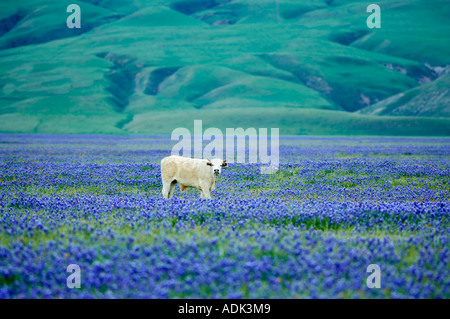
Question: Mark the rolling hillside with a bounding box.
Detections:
[0,0,449,135]
[358,71,450,117]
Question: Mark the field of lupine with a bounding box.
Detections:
[0,134,449,298]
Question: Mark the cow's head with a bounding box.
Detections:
[206,159,227,175]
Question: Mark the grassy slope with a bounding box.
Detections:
[0,0,449,135]
[123,107,450,136]
[358,72,450,117]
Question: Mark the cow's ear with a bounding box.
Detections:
[222,160,228,167]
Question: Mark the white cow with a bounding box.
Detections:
[160,155,227,199]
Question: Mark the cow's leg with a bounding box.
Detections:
[199,190,204,199]
[203,189,211,199]
[200,182,212,199]
[162,180,171,199]
[168,180,177,198]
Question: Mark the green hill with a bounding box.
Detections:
[358,71,450,117]
[0,0,449,135]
